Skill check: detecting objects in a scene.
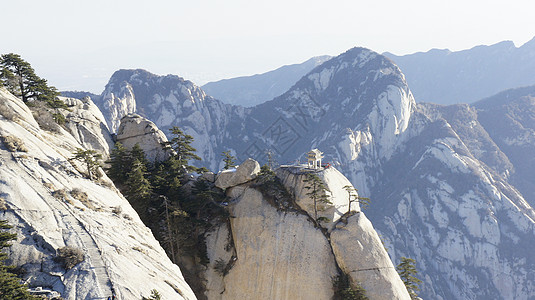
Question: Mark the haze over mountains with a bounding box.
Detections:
[201,56,331,107]
[71,45,535,299]
[199,37,535,107]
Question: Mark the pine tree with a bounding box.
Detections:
[0,53,60,106]
[0,220,36,299]
[106,142,130,184]
[397,257,422,299]
[124,158,153,219]
[342,185,370,214]
[159,126,202,198]
[163,126,201,173]
[303,173,332,222]
[71,148,102,180]
[221,150,236,170]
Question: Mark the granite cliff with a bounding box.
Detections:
[0,87,196,299]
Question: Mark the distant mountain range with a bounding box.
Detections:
[77,46,535,299]
[384,37,535,104]
[197,38,535,107]
[201,56,331,107]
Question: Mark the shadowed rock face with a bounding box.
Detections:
[116,113,170,162]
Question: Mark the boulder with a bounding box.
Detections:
[116,114,169,162]
[215,158,260,189]
[200,171,216,183]
[331,212,410,299]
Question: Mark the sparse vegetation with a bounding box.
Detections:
[333,272,368,300]
[397,257,422,299]
[52,112,66,125]
[31,101,61,133]
[71,148,102,180]
[253,164,295,211]
[303,172,332,222]
[55,246,84,270]
[0,219,38,299]
[132,246,147,254]
[0,53,61,106]
[141,289,161,300]
[0,198,7,210]
[70,188,95,210]
[52,189,71,204]
[343,185,370,213]
[112,206,122,215]
[1,135,28,152]
[221,150,236,170]
[0,100,17,121]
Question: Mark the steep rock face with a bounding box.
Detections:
[204,161,409,300]
[205,187,339,300]
[331,212,409,300]
[95,69,248,171]
[276,166,356,229]
[473,86,535,205]
[116,113,170,162]
[0,88,196,300]
[57,96,114,157]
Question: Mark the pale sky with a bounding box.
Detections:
[1,0,534,93]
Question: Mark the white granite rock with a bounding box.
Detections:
[116,113,170,162]
[215,158,260,189]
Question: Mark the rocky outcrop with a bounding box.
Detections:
[0,88,196,300]
[205,160,409,300]
[57,96,114,157]
[331,212,409,299]
[91,46,535,299]
[214,158,260,190]
[276,166,356,230]
[205,187,339,300]
[116,113,169,162]
[94,69,248,171]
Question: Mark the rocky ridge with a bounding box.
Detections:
[116,113,170,162]
[88,46,535,299]
[204,159,409,299]
[0,87,196,300]
[384,37,535,104]
[202,55,332,107]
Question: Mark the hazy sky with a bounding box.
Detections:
[1,0,534,93]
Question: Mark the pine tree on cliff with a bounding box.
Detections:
[160,126,201,198]
[0,53,61,107]
[106,142,130,184]
[125,158,153,219]
[303,173,331,222]
[397,257,422,299]
[342,185,370,214]
[221,150,236,170]
[0,220,37,299]
[71,148,102,180]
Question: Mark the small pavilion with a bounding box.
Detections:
[307,149,324,169]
